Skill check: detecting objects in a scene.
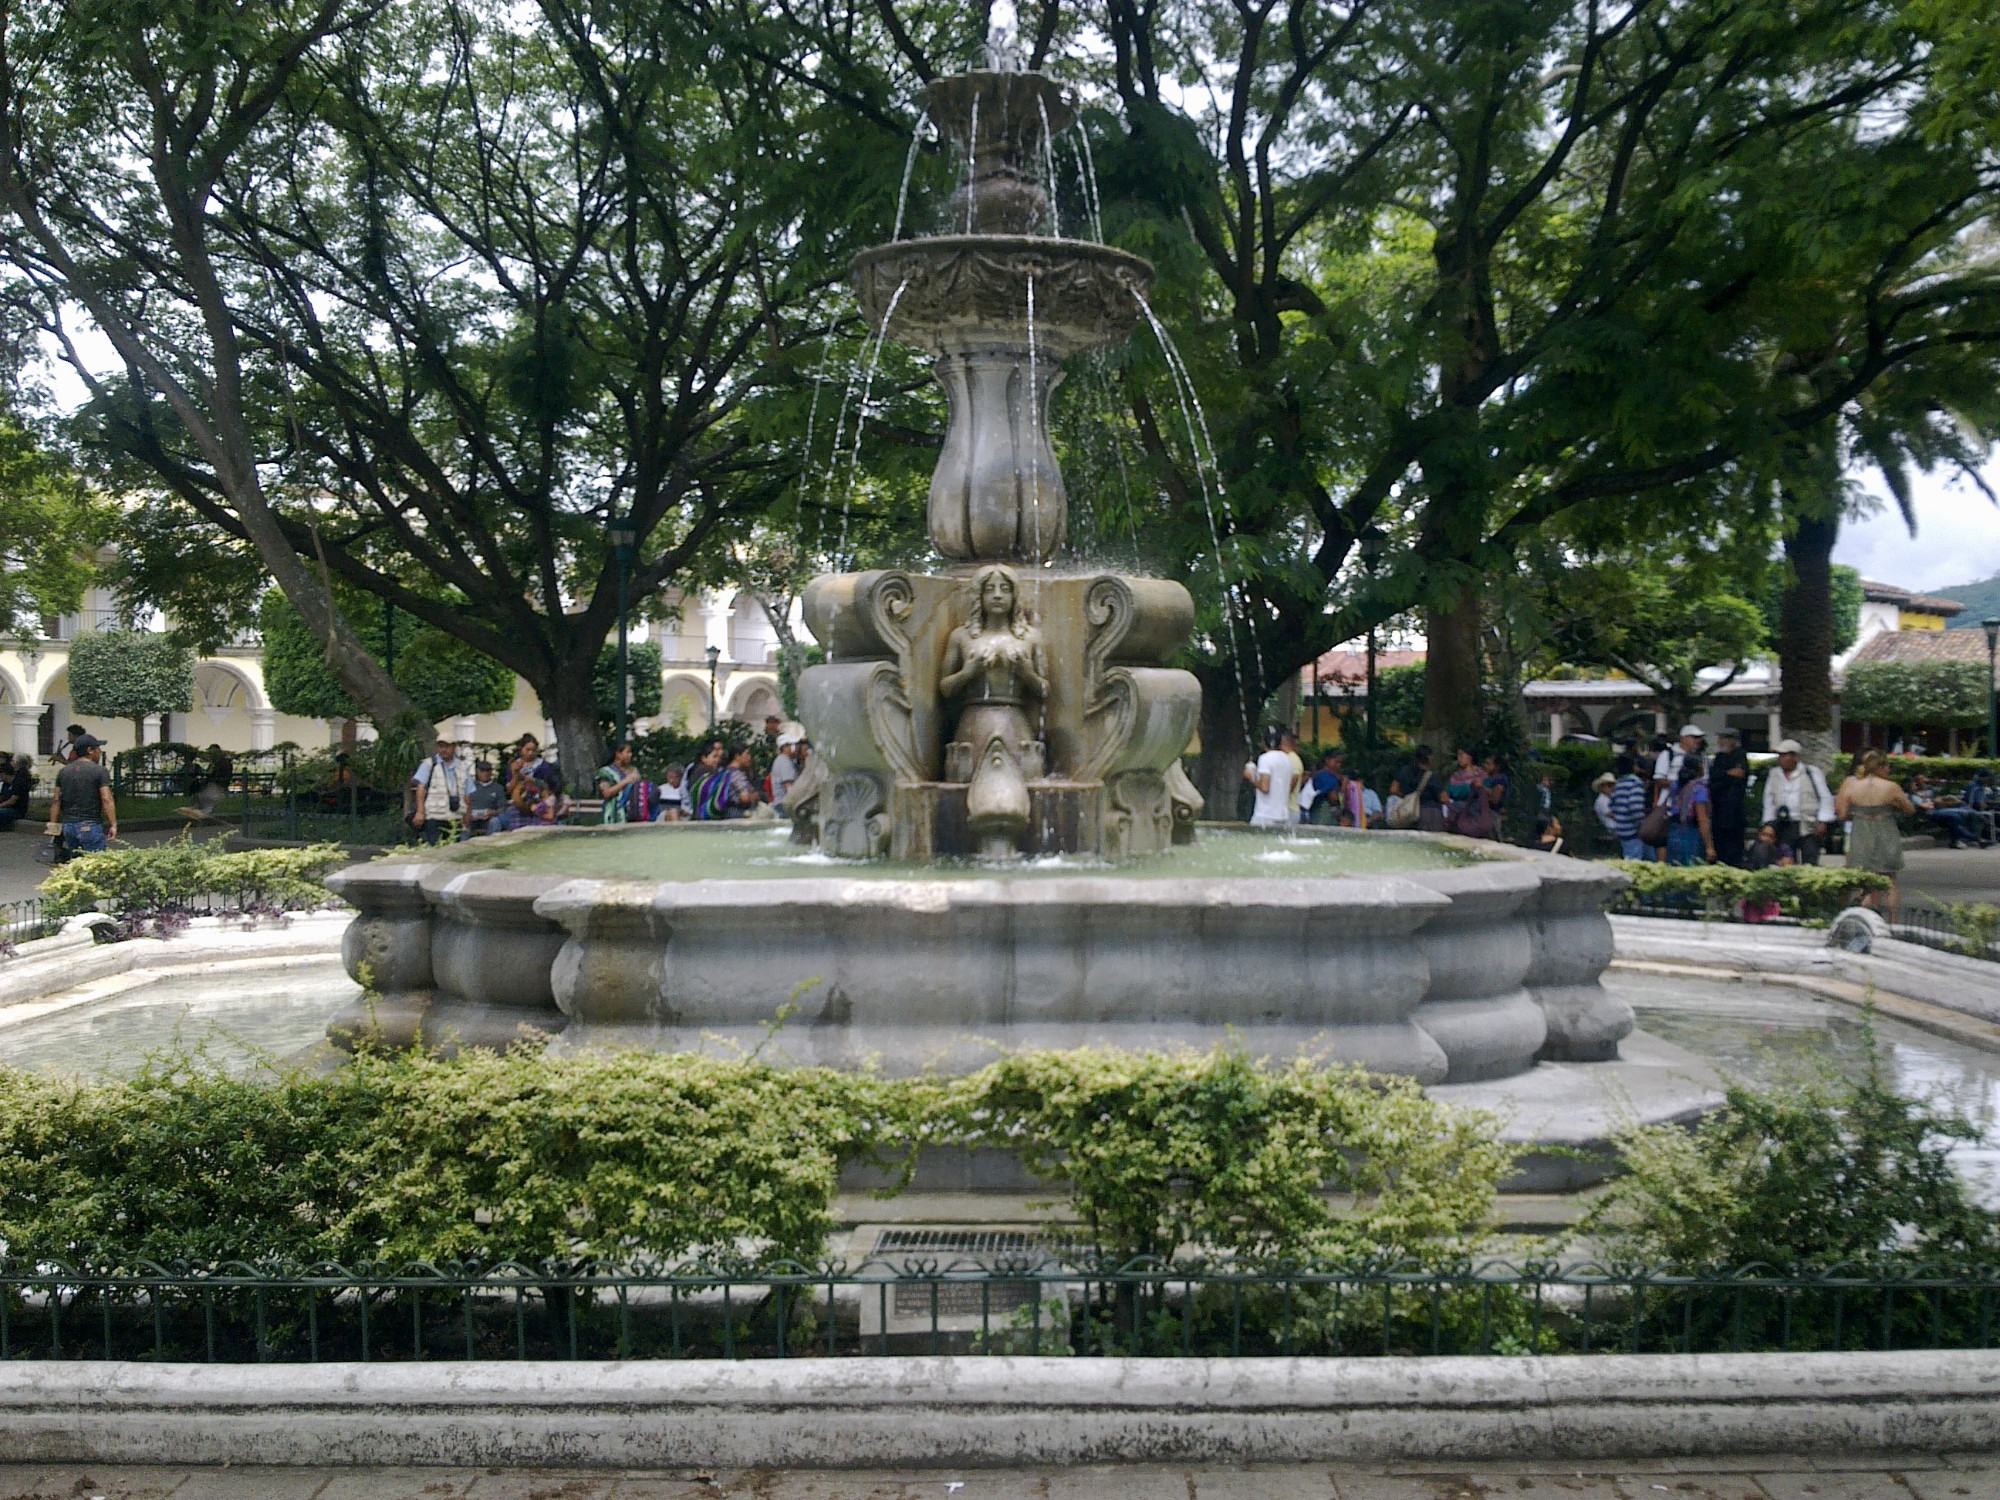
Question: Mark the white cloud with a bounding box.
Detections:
[1835,456,2000,591]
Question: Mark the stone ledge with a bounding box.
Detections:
[0,910,348,1014]
[0,1351,1992,1467]
[1610,914,2000,1040]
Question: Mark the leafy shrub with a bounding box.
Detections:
[1609,859,1889,922]
[0,1042,1516,1272]
[0,1046,909,1269]
[1588,1027,2000,1272]
[945,1046,1513,1266]
[37,833,347,919]
[1826,753,1999,787]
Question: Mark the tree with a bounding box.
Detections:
[259,591,514,725]
[1763,565,1864,660]
[591,642,663,733]
[0,417,104,637]
[67,630,194,746]
[1842,660,1990,733]
[0,0,427,742]
[1526,552,1772,733]
[35,0,896,788]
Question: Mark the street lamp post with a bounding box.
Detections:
[1984,617,1999,759]
[609,519,637,745]
[705,643,721,730]
[1359,528,1388,755]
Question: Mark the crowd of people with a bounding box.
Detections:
[408,714,814,842]
[1245,730,1536,843]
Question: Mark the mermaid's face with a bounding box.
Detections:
[981,571,1014,618]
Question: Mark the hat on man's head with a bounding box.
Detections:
[1774,738,1803,755]
[1592,772,1616,789]
[1677,723,1706,739]
[1716,726,1740,742]
[72,734,103,751]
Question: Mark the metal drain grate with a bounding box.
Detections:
[869,1229,1048,1320]
[874,1229,1039,1254]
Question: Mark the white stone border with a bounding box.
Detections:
[1611,914,2000,1049]
[0,1352,1993,1467]
[0,911,349,1020]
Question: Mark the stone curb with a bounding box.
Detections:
[0,1352,1994,1467]
[1609,914,2000,1040]
[0,911,348,1014]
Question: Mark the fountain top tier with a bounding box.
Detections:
[849,66,1152,568]
[926,70,1073,236]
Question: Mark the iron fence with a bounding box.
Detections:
[2,1256,1996,1364]
[1891,900,2000,964]
[0,898,55,947]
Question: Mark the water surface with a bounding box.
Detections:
[0,963,357,1077]
[444,824,1480,882]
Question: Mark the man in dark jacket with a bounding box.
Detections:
[1706,726,1750,866]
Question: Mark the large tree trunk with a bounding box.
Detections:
[543,674,607,798]
[1421,586,1484,755]
[1195,672,1253,819]
[1779,507,1839,772]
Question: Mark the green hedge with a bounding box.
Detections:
[1826,753,1998,787]
[1609,860,1889,921]
[37,835,348,919]
[0,1044,1510,1271]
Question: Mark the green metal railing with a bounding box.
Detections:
[4,1256,1997,1363]
[0,898,55,946]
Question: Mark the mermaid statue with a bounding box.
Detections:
[939,564,1044,856]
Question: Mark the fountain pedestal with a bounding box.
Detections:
[796,567,1202,860]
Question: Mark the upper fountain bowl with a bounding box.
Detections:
[851,235,1153,359]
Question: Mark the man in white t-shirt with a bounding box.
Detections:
[1653,724,1704,804]
[1760,737,1832,865]
[1245,728,1297,828]
[410,740,467,844]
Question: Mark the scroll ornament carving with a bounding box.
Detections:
[863,570,915,657]
[862,660,925,786]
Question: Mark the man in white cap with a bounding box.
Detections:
[1761,738,1831,865]
[1653,723,1705,805]
[768,724,807,813]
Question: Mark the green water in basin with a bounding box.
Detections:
[438,824,1481,882]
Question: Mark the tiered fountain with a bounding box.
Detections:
[323,61,1634,1083]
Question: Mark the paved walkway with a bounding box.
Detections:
[0,823,230,906]
[0,1456,1992,1499]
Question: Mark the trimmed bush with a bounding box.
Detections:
[1609,860,1889,921]
[0,1042,1516,1271]
[37,834,347,919]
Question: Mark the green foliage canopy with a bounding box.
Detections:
[0,419,104,637]
[259,592,514,725]
[65,630,194,724]
[592,641,664,731]
[1842,660,1992,729]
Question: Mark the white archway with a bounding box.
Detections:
[193,657,269,713]
[659,674,712,731]
[727,677,781,725]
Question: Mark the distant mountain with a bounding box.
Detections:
[1943,573,2000,626]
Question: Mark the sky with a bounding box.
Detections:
[1835,455,2000,592]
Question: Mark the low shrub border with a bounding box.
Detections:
[1608,859,1889,921]
[35,834,348,922]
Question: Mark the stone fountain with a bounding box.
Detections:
[322,63,1637,1087]
[797,68,1203,865]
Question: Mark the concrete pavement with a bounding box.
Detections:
[0,824,231,906]
[0,1455,1994,1498]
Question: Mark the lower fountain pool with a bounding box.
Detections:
[0,961,358,1077]
[1604,969,2000,1200]
[445,822,1479,881]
